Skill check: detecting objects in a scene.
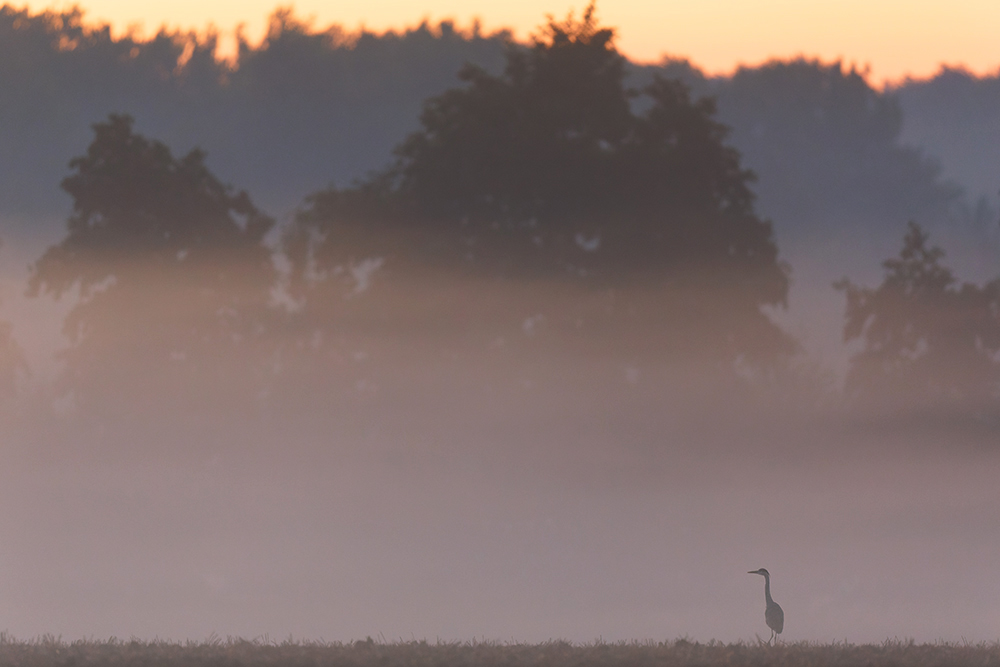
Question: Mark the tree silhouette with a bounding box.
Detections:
[836,222,1000,412]
[28,115,277,414]
[0,3,984,245]
[713,59,962,231]
[289,4,792,364]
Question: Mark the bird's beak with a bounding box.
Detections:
[747,570,756,574]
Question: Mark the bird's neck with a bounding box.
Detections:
[763,574,773,605]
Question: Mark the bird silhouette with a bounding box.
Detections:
[748,568,783,644]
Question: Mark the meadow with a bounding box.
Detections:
[1,636,998,667]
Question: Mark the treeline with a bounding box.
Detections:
[0,4,997,434]
[0,2,996,237]
[0,4,508,221]
[896,66,1000,206]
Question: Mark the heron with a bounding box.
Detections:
[748,568,783,644]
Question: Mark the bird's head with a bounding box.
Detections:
[748,568,769,576]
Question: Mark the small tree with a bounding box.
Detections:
[836,221,1000,412]
[29,115,277,414]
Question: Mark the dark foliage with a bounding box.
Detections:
[707,59,963,236]
[0,5,989,248]
[0,5,225,218]
[0,4,509,221]
[836,222,1000,413]
[0,2,994,419]
[27,115,277,413]
[289,5,792,366]
[894,66,1000,204]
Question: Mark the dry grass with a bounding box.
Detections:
[1,636,999,667]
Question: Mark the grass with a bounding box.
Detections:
[1,636,999,667]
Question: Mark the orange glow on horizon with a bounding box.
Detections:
[22,0,1000,83]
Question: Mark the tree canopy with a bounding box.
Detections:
[836,222,1000,412]
[288,4,792,363]
[28,115,277,411]
[713,59,963,232]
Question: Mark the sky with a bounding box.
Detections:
[30,0,1000,82]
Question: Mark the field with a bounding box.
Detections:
[1,637,999,667]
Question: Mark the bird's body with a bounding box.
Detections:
[748,568,783,644]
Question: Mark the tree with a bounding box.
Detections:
[710,59,962,233]
[288,4,792,364]
[28,115,277,414]
[836,222,1000,412]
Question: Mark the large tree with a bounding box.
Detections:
[836,222,1000,413]
[29,115,277,413]
[288,4,792,363]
